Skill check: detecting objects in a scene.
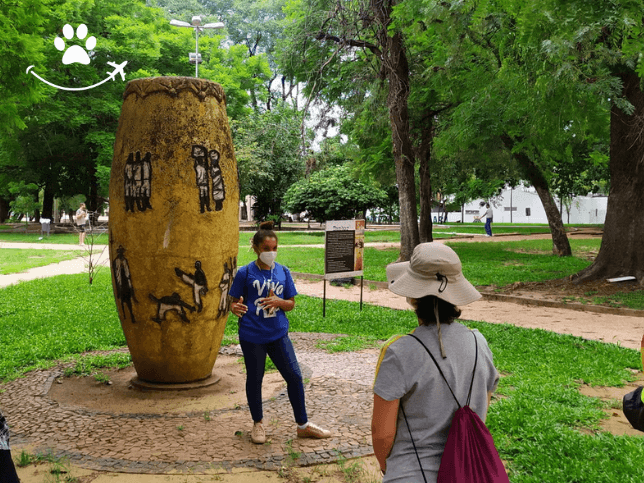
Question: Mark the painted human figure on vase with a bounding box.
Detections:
[209,148,225,211]
[124,153,135,212]
[149,292,195,324]
[123,151,152,212]
[218,256,237,317]
[138,151,152,211]
[112,245,138,323]
[175,260,209,313]
[191,145,212,213]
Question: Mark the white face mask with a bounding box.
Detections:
[259,251,277,266]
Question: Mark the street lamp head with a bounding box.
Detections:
[169,16,226,78]
[203,22,225,29]
[169,19,191,28]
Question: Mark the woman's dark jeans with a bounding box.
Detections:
[0,450,20,483]
[240,334,308,425]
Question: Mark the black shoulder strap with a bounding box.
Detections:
[408,330,479,409]
[242,263,250,300]
[400,403,428,483]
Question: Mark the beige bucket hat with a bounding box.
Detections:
[386,242,481,306]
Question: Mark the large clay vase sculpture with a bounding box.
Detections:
[109,77,239,383]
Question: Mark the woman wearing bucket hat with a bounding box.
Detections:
[372,242,500,482]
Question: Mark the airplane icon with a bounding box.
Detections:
[107,61,128,81]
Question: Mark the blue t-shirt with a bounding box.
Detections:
[229,261,298,344]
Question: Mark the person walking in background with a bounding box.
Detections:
[228,220,332,444]
[372,243,499,482]
[483,202,494,236]
[475,202,494,236]
[1,410,20,483]
[76,202,88,245]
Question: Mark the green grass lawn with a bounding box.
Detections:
[8,231,594,286]
[450,239,596,286]
[246,229,404,245]
[436,225,551,235]
[5,232,641,307]
[0,248,81,274]
[0,223,601,246]
[236,245,399,281]
[0,231,108,245]
[236,238,598,287]
[0,271,642,482]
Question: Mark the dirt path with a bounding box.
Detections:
[294,278,644,350]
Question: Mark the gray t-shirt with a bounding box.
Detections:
[373,323,499,483]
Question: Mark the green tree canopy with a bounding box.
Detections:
[0,0,49,134]
[233,102,309,223]
[283,164,387,222]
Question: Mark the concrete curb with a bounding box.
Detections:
[291,272,644,318]
[479,292,644,318]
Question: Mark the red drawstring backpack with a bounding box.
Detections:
[401,332,510,483]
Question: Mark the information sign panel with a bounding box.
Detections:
[324,219,365,280]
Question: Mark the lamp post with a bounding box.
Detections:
[169,16,224,78]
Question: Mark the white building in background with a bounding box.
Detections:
[458,185,607,224]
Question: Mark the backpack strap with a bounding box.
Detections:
[241,263,249,301]
[408,331,479,408]
[465,331,479,406]
[400,404,428,483]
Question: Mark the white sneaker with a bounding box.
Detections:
[297,422,331,439]
[251,421,266,444]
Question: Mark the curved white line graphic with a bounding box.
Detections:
[26,65,125,91]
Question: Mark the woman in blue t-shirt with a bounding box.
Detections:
[229,221,331,444]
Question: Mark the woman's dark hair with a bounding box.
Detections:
[252,220,278,248]
[415,295,461,325]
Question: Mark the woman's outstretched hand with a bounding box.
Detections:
[231,296,248,317]
[258,292,282,311]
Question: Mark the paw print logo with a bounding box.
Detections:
[54,24,96,65]
[26,22,127,91]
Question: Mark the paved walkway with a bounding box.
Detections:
[3,334,376,474]
[0,242,109,288]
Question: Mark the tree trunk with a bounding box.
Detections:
[532,183,571,256]
[89,163,99,224]
[501,135,572,256]
[417,119,434,243]
[373,2,419,261]
[418,154,433,243]
[41,182,55,220]
[0,197,9,223]
[575,70,644,283]
[33,191,41,223]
